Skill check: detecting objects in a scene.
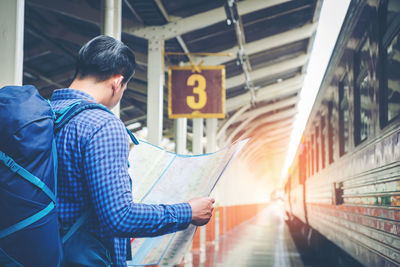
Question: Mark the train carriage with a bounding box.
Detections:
[285,0,400,266]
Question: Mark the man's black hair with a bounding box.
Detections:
[74,35,136,84]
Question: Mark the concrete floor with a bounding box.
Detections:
[183,203,304,267]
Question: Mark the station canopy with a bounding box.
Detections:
[23,0,322,181]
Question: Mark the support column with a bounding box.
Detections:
[102,0,122,117]
[200,226,206,263]
[192,118,204,154]
[0,0,24,87]
[199,118,218,262]
[174,118,187,154]
[146,38,164,146]
[207,117,219,251]
[206,118,218,153]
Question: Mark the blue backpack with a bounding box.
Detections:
[0,85,138,266]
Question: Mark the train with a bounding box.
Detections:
[285,0,400,266]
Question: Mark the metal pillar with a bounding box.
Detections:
[200,226,206,263]
[206,118,218,153]
[199,118,218,262]
[174,118,187,154]
[102,0,122,117]
[146,39,164,146]
[0,0,24,87]
[192,118,204,154]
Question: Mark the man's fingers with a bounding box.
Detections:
[189,196,216,226]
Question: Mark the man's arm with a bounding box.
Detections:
[83,117,213,237]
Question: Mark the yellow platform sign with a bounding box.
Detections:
[168,65,225,119]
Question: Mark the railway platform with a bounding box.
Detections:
[177,201,363,267]
[181,203,303,267]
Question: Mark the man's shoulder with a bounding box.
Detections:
[52,98,126,141]
[75,108,125,134]
[54,103,123,133]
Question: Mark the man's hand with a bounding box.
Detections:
[188,197,215,226]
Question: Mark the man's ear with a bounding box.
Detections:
[111,74,125,95]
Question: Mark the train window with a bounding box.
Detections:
[320,116,326,169]
[307,141,311,178]
[381,0,400,125]
[339,77,350,155]
[311,134,315,175]
[328,101,334,164]
[315,126,319,173]
[299,151,306,184]
[304,142,308,182]
[304,142,309,179]
[354,37,372,145]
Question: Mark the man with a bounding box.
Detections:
[51,35,215,267]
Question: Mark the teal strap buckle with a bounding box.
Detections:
[0,150,56,203]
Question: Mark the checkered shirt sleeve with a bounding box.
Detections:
[83,117,192,237]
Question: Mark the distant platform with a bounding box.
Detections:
[181,203,303,267]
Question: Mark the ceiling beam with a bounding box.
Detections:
[240,139,291,163]
[235,95,299,124]
[251,143,290,157]
[245,125,293,142]
[259,134,291,145]
[123,115,147,126]
[33,69,75,89]
[216,104,251,141]
[196,22,317,66]
[124,89,147,103]
[245,147,288,162]
[226,116,293,141]
[226,54,308,89]
[226,75,303,112]
[225,108,296,146]
[125,0,291,39]
[26,4,148,67]
[24,50,52,62]
[247,125,293,141]
[27,0,136,29]
[242,108,297,139]
[153,0,170,22]
[123,0,144,24]
[24,67,64,88]
[245,140,289,155]
[27,0,149,66]
[217,95,297,145]
[246,148,288,163]
[246,120,292,138]
[25,23,76,60]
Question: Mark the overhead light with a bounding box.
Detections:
[224,0,238,26]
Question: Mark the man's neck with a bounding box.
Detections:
[69,78,108,105]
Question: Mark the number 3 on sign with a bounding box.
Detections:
[186,74,207,109]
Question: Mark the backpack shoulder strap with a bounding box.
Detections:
[54,101,110,132]
[54,101,139,145]
[61,211,90,244]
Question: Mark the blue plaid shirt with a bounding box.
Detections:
[51,89,192,266]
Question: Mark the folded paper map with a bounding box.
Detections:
[127,139,248,266]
